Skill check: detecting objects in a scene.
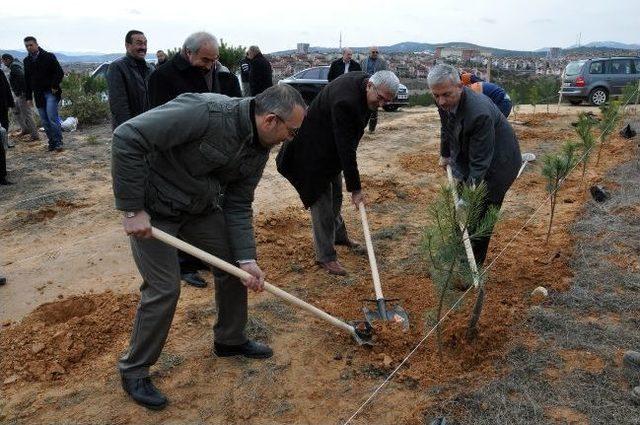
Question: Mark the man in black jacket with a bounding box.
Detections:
[148,31,241,288]
[247,45,272,96]
[106,30,154,129]
[1,54,39,141]
[23,36,64,152]
[277,70,399,275]
[0,71,15,185]
[327,48,362,82]
[430,64,521,268]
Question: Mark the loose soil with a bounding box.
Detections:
[0,105,636,424]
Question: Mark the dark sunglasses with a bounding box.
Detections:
[275,114,300,138]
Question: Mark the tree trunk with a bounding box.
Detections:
[466,286,485,340]
[546,193,556,244]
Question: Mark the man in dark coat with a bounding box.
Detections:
[106,30,154,129]
[429,64,521,267]
[247,45,273,96]
[1,54,39,140]
[0,71,15,185]
[23,36,64,152]
[277,70,399,275]
[112,85,306,410]
[148,31,241,288]
[327,48,362,82]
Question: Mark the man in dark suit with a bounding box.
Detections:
[0,71,14,185]
[148,31,241,288]
[327,48,362,82]
[23,36,64,152]
[429,63,521,267]
[277,70,400,275]
[247,45,272,96]
[107,30,154,129]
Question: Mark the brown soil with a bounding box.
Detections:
[0,106,632,424]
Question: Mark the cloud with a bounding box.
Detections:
[530,18,553,24]
[126,9,142,15]
[480,18,496,24]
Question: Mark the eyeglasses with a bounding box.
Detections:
[370,50,378,54]
[275,114,300,138]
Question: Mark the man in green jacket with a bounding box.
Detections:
[111,84,306,410]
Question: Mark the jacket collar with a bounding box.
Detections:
[124,54,152,70]
[174,52,192,71]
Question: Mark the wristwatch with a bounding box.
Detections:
[124,211,137,218]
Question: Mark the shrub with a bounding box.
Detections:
[408,92,435,107]
[60,72,109,126]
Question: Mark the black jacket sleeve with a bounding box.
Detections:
[331,100,362,192]
[148,70,174,108]
[50,53,64,89]
[107,60,132,128]
[327,61,341,82]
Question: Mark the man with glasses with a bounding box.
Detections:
[277,70,399,275]
[112,84,306,410]
[149,31,241,289]
[360,46,388,133]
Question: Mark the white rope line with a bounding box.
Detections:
[342,84,640,424]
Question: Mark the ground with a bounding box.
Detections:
[1,104,639,424]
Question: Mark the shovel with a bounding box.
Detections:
[446,165,481,288]
[358,203,410,330]
[151,227,373,346]
[516,152,536,178]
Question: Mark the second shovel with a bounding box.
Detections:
[359,203,409,330]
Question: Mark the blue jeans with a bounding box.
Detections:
[37,91,62,148]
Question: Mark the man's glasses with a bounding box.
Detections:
[275,114,300,138]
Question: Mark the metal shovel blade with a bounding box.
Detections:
[350,320,374,346]
[363,299,410,331]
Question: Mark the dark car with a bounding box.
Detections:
[560,57,640,106]
[278,66,409,111]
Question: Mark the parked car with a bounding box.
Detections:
[91,62,110,79]
[278,66,409,111]
[560,57,640,106]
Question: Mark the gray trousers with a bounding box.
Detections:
[13,95,38,138]
[310,173,350,263]
[241,82,251,97]
[118,211,248,378]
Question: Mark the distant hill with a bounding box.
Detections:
[0,49,121,63]
[567,41,640,50]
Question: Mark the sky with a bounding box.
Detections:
[0,0,637,54]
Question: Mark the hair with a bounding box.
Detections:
[342,47,352,54]
[23,36,37,44]
[125,30,144,44]
[183,32,218,54]
[427,64,461,88]
[1,54,14,61]
[369,70,400,94]
[254,85,306,119]
[156,50,165,54]
[248,45,261,55]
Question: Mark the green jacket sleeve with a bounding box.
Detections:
[111,93,210,211]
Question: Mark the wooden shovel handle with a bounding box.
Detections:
[150,227,354,335]
[446,166,481,288]
[359,203,385,300]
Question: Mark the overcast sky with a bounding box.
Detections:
[0,0,637,54]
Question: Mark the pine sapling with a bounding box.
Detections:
[596,99,622,165]
[574,112,597,183]
[529,85,540,114]
[541,142,579,243]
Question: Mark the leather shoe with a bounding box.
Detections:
[319,260,347,276]
[214,339,273,359]
[335,239,362,249]
[121,375,167,410]
[0,276,6,285]
[182,272,207,288]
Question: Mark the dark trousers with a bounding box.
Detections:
[469,195,504,267]
[118,211,248,378]
[368,109,378,132]
[0,110,8,180]
[310,173,350,263]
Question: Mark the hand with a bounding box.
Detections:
[438,156,451,171]
[239,261,265,292]
[123,210,152,238]
[351,190,366,209]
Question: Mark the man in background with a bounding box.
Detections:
[1,54,39,141]
[460,72,512,118]
[327,48,361,82]
[23,36,64,152]
[360,46,388,132]
[155,50,167,66]
[247,45,272,96]
[106,30,154,129]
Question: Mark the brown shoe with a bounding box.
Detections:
[319,260,347,276]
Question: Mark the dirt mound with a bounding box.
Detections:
[0,292,138,384]
[515,127,575,142]
[7,199,89,229]
[398,152,440,173]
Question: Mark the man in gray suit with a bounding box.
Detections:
[360,46,388,132]
[429,63,521,267]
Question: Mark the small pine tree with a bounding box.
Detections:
[541,142,579,244]
[509,90,520,120]
[574,112,597,183]
[421,182,499,351]
[595,99,622,165]
[529,85,540,114]
[218,40,246,74]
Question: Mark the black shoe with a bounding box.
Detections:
[214,340,273,359]
[0,179,13,186]
[182,272,207,288]
[121,375,168,410]
[0,276,6,285]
